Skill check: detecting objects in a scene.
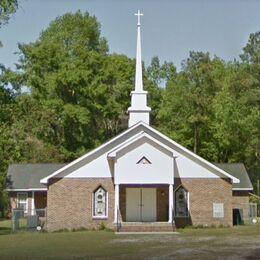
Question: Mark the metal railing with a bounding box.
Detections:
[116,206,121,232]
[11,208,46,232]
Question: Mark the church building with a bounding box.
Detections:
[6,11,253,232]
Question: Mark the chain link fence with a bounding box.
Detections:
[11,208,46,232]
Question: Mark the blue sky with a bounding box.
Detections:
[1,0,260,71]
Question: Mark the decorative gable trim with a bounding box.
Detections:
[40,121,240,184]
[107,131,174,160]
[137,156,151,164]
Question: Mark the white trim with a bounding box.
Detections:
[6,188,47,191]
[17,192,28,213]
[232,188,253,191]
[108,131,145,158]
[114,184,119,223]
[144,124,240,183]
[31,191,35,215]
[108,132,174,158]
[213,203,224,218]
[187,192,190,214]
[40,121,240,184]
[92,186,108,219]
[40,123,144,184]
[168,184,173,223]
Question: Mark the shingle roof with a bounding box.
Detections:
[214,163,253,190]
[6,162,253,191]
[6,164,66,190]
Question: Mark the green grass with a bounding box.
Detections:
[0,219,260,259]
[0,219,12,235]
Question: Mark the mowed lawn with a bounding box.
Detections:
[0,219,260,259]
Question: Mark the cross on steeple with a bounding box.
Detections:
[128,10,151,127]
[135,10,143,26]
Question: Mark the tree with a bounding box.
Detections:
[0,0,18,27]
[0,0,18,47]
[240,31,260,64]
[9,11,140,161]
[157,52,224,156]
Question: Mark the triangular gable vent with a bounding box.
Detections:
[137,156,151,164]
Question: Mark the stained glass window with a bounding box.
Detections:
[93,187,107,217]
[175,186,188,217]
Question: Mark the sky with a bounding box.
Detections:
[1,0,260,71]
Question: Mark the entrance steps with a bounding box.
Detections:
[115,222,175,232]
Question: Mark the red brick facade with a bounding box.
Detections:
[232,191,250,221]
[174,178,233,227]
[47,178,115,231]
[46,177,235,231]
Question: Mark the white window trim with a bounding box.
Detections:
[213,203,224,218]
[92,188,108,219]
[6,188,47,191]
[174,185,190,218]
[17,192,28,213]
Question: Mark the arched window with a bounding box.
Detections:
[175,186,189,217]
[93,186,107,218]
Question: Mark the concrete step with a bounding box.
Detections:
[115,222,176,232]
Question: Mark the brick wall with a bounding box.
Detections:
[47,177,233,230]
[232,191,250,219]
[35,192,47,209]
[9,191,17,210]
[174,178,233,227]
[47,178,115,231]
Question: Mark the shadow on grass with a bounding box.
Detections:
[0,219,12,235]
[0,227,11,235]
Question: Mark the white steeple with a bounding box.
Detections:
[128,10,151,127]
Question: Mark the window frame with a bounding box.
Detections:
[174,185,189,218]
[17,192,28,213]
[213,203,224,218]
[92,186,108,219]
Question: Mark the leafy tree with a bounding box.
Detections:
[0,0,18,27]
[157,52,224,156]
[9,11,139,161]
[0,0,18,47]
[240,31,260,64]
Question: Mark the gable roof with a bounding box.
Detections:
[6,164,66,191]
[107,132,174,159]
[214,163,253,190]
[40,122,240,184]
[6,162,251,191]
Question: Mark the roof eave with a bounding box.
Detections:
[232,187,253,191]
[6,188,48,191]
[40,121,241,184]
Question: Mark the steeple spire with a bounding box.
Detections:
[128,10,151,128]
[134,10,143,92]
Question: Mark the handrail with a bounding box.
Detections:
[116,206,121,232]
[171,206,174,226]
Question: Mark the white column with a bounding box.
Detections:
[168,184,173,223]
[114,184,119,223]
[31,191,35,215]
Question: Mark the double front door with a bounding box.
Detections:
[126,188,156,222]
